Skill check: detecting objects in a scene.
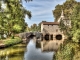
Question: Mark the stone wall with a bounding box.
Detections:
[41,24,62,34]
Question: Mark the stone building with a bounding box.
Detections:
[41,22,64,40]
[41,22,65,51]
[41,10,71,51]
[41,10,71,41]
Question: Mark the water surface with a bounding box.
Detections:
[0,39,54,60]
[24,40,53,60]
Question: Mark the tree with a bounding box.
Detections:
[0,0,32,38]
[37,22,41,32]
[53,0,78,21]
[70,4,80,43]
[53,1,80,60]
[53,0,80,38]
[30,24,37,32]
[53,4,62,21]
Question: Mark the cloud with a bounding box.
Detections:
[22,0,67,27]
[76,0,80,2]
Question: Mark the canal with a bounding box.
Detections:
[0,39,54,60]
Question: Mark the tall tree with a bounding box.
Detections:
[0,0,32,37]
[53,0,77,21]
[53,1,80,60]
[70,4,80,43]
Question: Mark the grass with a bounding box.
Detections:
[0,37,22,48]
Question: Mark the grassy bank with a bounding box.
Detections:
[0,37,22,48]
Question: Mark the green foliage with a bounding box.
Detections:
[0,0,32,37]
[54,42,79,60]
[73,51,80,60]
[30,24,37,32]
[53,1,80,60]
[72,29,80,42]
[54,1,80,42]
[53,4,62,21]
[70,4,80,43]
[36,22,41,32]
[13,24,22,33]
[53,0,78,21]
[4,37,22,46]
[30,22,41,32]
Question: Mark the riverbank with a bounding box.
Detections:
[0,37,22,48]
[53,40,80,60]
[0,43,27,58]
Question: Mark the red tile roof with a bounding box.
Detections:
[41,22,59,25]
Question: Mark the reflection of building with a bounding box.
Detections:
[41,10,71,51]
[41,22,64,51]
[36,41,41,48]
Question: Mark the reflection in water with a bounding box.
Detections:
[0,44,26,60]
[24,40,53,60]
[0,39,54,60]
[36,41,41,48]
[41,40,62,51]
[4,54,24,60]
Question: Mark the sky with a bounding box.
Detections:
[22,0,80,27]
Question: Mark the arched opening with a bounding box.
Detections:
[56,34,62,40]
[44,34,49,41]
[50,34,53,40]
[29,35,35,38]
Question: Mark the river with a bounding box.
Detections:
[0,39,54,60]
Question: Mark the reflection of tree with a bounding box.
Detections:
[0,44,26,58]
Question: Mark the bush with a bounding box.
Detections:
[72,30,80,43]
[53,42,79,60]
